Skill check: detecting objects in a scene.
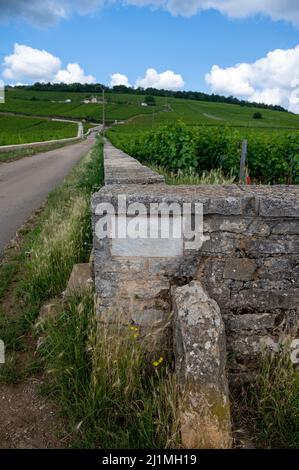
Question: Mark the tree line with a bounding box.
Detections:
[9,82,288,113]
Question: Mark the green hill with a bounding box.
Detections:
[2,87,299,131]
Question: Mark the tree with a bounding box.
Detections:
[144,95,156,106]
[253,111,263,119]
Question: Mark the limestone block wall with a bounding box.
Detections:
[92,141,299,374]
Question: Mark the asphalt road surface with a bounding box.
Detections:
[0,132,98,255]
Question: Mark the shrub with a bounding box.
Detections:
[253,112,263,119]
[144,96,156,106]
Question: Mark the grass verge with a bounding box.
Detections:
[0,136,103,376]
[39,291,180,449]
[237,349,299,449]
[0,139,83,164]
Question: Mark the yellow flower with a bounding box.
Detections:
[152,357,164,367]
[130,326,139,332]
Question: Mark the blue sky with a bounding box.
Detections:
[1,1,299,111]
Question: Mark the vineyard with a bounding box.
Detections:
[1,88,299,182]
[3,87,299,128]
[0,115,78,145]
[109,122,299,185]
[1,88,164,122]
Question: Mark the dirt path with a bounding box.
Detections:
[0,378,66,449]
[203,112,225,121]
[0,131,97,254]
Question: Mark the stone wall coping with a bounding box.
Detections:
[92,183,299,217]
[104,140,165,185]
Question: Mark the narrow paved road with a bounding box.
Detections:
[0,131,99,255]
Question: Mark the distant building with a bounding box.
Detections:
[82,96,99,104]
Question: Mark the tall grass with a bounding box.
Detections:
[241,350,299,448]
[40,292,180,449]
[151,166,236,185]
[22,195,90,303]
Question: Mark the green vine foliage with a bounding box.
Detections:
[112,123,299,184]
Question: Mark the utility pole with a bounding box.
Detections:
[239,139,248,183]
[102,88,105,131]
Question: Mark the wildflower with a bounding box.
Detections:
[152,357,164,367]
[130,326,139,332]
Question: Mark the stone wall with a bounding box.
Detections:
[92,141,299,376]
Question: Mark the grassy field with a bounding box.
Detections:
[3,87,299,129]
[0,115,78,146]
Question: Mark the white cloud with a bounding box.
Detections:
[0,0,106,26]
[3,44,61,82]
[110,73,131,87]
[135,68,184,90]
[55,63,96,84]
[3,1,299,26]
[205,45,299,112]
[124,1,299,25]
[2,44,96,84]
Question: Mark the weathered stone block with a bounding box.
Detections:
[224,313,276,333]
[201,234,238,255]
[95,278,118,298]
[65,263,93,296]
[204,216,249,234]
[228,334,275,356]
[118,278,170,300]
[259,196,299,217]
[173,281,232,449]
[247,220,271,237]
[272,221,299,235]
[241,238,299,255]
[223,258,256,281]
[258,257,294,276]
[231,289,299,311]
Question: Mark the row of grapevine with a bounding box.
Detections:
[109,123,299,184]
